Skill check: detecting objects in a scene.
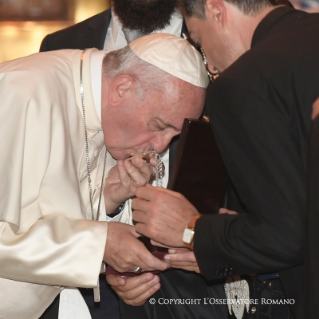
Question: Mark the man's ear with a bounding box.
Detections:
[206,0,226,24]
[108,75,134,106]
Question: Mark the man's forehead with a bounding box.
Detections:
[156,89,204,117]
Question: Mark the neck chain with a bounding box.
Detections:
[80,50,107,221]
[137,150,163,187]
[153,151,163,187]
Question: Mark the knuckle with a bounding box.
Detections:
[147,220,159,237]
[146,257,158,269]
[124,257,134,267]
[118,261,129,271]
[106,276,116,285]
[155,192,164,202]
[124,299,134,306]
[126,291,136,300]
[128,299,142,306]
[148,261,156,269]
[176,192,185,200]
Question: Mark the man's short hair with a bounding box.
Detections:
[179,0,282,18]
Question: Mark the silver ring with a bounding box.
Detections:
[133,266,142,273]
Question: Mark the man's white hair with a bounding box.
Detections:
[102,46,173,96]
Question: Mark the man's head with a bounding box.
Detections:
[100,33,208,160]
[112,0,178,33]
[179,0,281,73]
[180,0,290,17]
[181,0,272,18]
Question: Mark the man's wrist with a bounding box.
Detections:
[182,214,202,250]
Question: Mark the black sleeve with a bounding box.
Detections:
[39,9,111,52]
[194,77,306,280]
[39,25,86,52]
[303,115,319,318]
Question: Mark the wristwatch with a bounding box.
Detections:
[182,214,201,249]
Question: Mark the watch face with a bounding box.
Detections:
[183,228,195,244]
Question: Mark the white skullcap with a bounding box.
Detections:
[129,33,209,89]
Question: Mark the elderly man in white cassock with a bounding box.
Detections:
[0,33,208,319]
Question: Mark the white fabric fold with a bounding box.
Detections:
[59,289,92,319]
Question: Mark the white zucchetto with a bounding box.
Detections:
[129,33,210,89]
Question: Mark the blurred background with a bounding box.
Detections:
[0,0,110,63]
[0,0,318,63]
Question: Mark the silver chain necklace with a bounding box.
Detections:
[134,150,163,187]
[80,50,107,221]
[153,151,163,187]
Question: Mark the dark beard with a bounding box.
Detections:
[112,0,178,34]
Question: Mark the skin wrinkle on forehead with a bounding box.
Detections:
[153,118,180,132]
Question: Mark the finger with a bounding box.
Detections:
[132,199,150,219]
[120,236,170,272]
[117,160,131,185]
[136,247,171,271]
[119,275,161,306]
[169,261,197,267]
[150,239,171,248]
[167,248,189,253]
[164,251,197,263]
[121,275,160,298]
[106,274,127,287]
[124,159,149,186]
[112,273,156,292]
[130,157,153,176]
[135,184,184,202]
[149,156,156,167]
[130,225,143,238]
[170,263,200,273]
[132,187,173,214]
[123,283,160,306]
[219,207,238,215]
[134,214,166,242]
[134,219,151,238]
[139,164,153,181]
[169,261,197,268]
[117,222,141,239]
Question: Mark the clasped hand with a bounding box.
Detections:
[103,156,154,214]
[102,155,169,273]
[103,222,169,273]
[105,246,199,307]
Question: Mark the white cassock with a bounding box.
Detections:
[0,48,136,318]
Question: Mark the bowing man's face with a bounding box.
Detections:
[101,74,205,160]
[184,0,248,74]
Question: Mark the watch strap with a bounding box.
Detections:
[184,214,201,249]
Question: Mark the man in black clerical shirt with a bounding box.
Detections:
[128,1,319,319]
